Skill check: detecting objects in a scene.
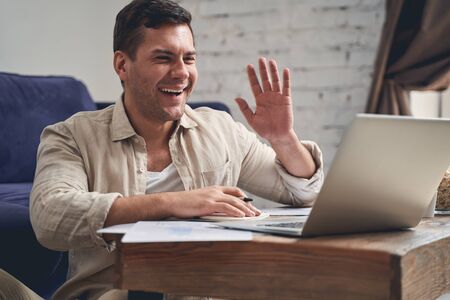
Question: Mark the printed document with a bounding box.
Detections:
[121,221,252,243]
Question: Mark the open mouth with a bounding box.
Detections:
[158,87,186,97]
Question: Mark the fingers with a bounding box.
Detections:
[283,68,291,97]
[180,186,261,218]
[235,97,254,124]
[269,59,281,93]
[214,195,256,217]
[213,202,260,217]
[218,187,261,217]
[213,202,248,217]
[258,58,272,92]
[247,57,286,97]
[211,186,260,217]
[247,64,262,98]
[245,202,262,216]
[220,186,246,197]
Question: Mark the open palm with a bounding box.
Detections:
[236,58,294,143]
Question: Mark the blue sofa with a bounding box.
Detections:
[0,72,98,299]
[0,71,229,298]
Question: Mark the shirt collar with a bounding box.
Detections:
[110,97,136,141]
[179,105,198,129]
[110,97,198,142]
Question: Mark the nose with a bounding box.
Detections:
[171,59,189,80]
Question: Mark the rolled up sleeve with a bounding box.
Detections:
[30,123,121,251]
[237,120,324,206]
[274,141,324,205]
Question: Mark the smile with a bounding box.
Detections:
[159,87,186,96]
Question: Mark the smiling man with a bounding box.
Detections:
[29,0,324,299]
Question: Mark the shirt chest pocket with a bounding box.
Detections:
[200,160,232,187]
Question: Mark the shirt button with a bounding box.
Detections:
[138,167,146,173]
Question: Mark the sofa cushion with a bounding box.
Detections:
[0,183,67,298]
[0,72,97,183]
[0,182,32,209]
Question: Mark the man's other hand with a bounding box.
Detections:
[166,186,261,218]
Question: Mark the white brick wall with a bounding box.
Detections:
[181,0,385,173]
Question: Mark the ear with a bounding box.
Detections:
[113,51,128,82]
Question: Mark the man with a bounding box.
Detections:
[30,0,323,299]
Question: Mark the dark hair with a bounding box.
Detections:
[113,0,193,60]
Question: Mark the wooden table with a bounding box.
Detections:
[114,216,450,300]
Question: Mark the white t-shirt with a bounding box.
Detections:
[145,163,185,194]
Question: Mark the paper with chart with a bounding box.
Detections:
[121,221,253,243]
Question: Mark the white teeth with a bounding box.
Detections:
[160,88,184,93]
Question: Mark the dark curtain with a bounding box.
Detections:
[366,0,450,115]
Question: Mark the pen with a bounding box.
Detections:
[240,197,253,202]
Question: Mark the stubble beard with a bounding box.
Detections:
[141,91,188,123]
[127,78,192,123]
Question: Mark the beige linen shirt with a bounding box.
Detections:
[30,99,324,300]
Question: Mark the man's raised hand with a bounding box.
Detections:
[235,57,295,144]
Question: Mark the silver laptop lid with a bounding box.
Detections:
[302,114,450,237]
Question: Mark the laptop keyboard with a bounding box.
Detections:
[259,222,305,229]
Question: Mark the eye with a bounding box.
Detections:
[155,56,171,62]
[184,56,196,65]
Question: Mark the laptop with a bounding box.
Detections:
[219,114,450,237]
